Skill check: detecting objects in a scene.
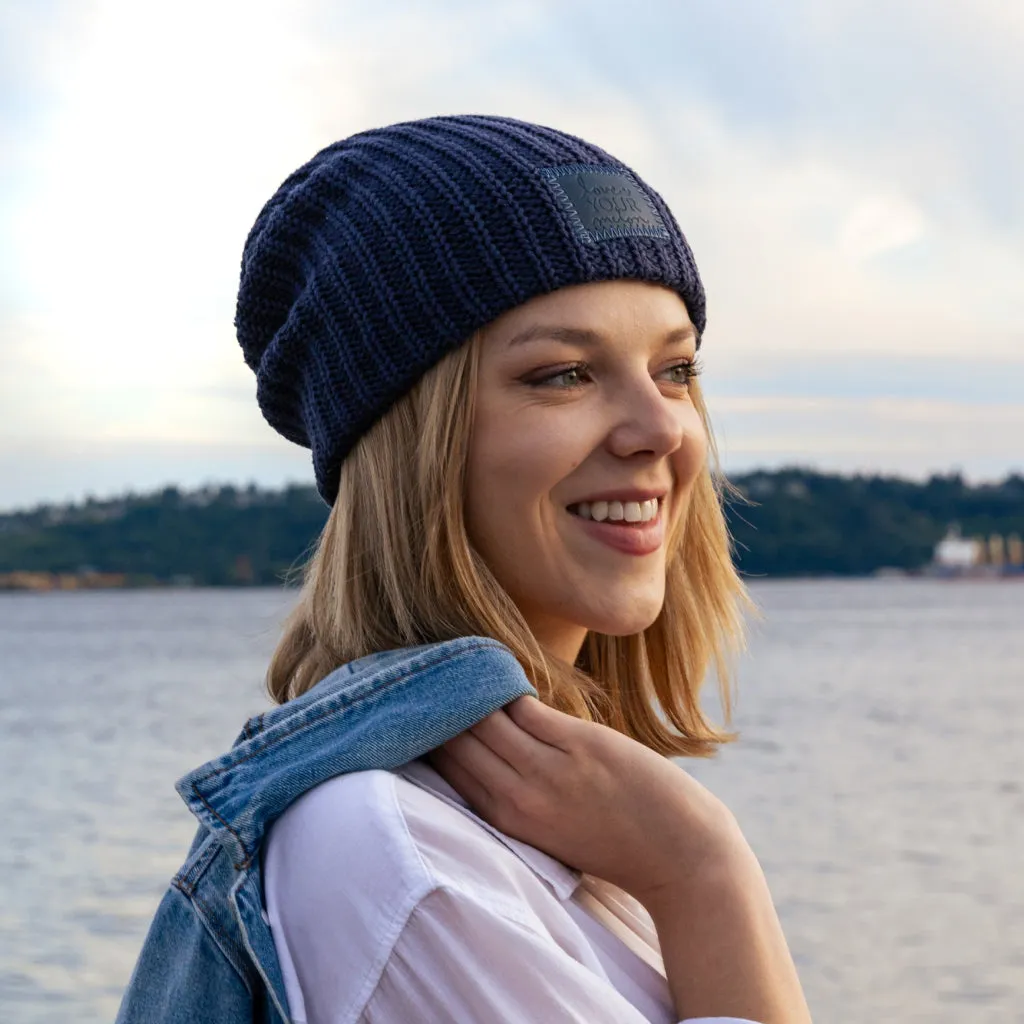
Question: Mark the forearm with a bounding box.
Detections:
[641,845,812,1024]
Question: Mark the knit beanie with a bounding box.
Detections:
[235,114,706,505]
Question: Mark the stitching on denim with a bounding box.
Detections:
[191,783,250,869]
[187,888,254,994]
[166,878,252,995]
[539,163,670,245]
[229,875,293,1024]
[173,836,221,895]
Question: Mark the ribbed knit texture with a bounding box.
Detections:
[235,115,705,504]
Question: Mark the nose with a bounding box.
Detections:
[604,373,686,460]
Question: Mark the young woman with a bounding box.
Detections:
[117,115,811,1024]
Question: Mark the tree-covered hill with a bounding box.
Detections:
[0,470,1021,585]
[725,469,1024,577]
[0,484,328,586]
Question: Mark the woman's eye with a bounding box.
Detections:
[660,361,699,386]
[531,365,589,388]
[528,360,698,389]
[550,368,583,387]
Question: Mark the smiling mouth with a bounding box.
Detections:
[566,497,662,525]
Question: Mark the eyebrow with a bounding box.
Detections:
[505,324,698,350]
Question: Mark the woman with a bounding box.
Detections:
[117,115,810,1024]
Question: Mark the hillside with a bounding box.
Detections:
[724,469,1023,577]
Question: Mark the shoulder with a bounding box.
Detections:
[264,765,567,1022]
[264,759,576,942]
[264,769,437,1023]
[265,768,435,923]
[264,763,555,918]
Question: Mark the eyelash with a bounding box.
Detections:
[527,358,703,390]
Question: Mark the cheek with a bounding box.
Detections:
[667,408,709,544]
[675,406,709,480]
[464,406,569,552]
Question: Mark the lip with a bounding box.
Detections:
[566,500,665,556]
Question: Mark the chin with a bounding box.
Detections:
[576,598,664,637]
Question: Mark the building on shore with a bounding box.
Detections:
[927,525,1024,579]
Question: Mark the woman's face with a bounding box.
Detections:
[465,279,708,663]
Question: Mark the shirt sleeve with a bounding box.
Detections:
[361,883,760,1024]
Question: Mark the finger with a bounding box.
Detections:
[468,706,555,774]
[504,695,577,751]
[426,746,495,814]
[438,728,521,796]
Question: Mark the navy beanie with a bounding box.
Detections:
[235,114,706,505]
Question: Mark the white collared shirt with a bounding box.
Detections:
[263,756,760,1024]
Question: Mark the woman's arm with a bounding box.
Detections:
[638,839,811,1023]
[429,695,812,1024]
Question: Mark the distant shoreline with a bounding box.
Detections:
[2,471,1021,583]
[3,569,1022,593]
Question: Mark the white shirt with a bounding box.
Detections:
[264,756,760,1024]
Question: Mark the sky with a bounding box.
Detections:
[1,0,1021,511]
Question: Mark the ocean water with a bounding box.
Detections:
[0,581,1021,1023]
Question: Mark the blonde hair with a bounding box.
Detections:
[268,332,754,757]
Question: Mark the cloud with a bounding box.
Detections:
[837,196,928,264]
[711,394,1023,481]
[0,437,313,512]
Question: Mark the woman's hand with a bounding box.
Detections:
[425,694,746,905]
[427,694,813,1023]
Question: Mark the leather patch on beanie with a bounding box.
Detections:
[540,164,670,244]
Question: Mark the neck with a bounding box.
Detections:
[529,622,588,667]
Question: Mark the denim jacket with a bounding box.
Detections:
[115,636,537,1024]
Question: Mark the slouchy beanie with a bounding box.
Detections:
[235,114,705,505]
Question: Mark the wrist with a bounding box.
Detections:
[647,849,767,921]
[629,799,756,912]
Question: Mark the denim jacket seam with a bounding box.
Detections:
[228,875,292,1024]
[166,879,254,997]
[173,832,222,895]
[188,784,252,871]
[241,714,265,741]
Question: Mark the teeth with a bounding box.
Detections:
[571,498,660,523]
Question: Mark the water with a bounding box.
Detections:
[0,582,1021,1023]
